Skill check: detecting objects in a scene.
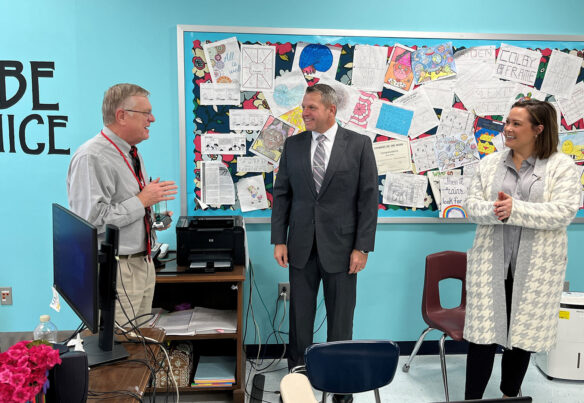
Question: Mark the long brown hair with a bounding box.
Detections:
[510,99,558,159]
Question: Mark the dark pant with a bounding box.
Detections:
[287,242,357,370]
[465,274,532,399]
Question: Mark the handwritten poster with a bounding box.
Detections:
[494,43,540,86]
[203,37,241,84]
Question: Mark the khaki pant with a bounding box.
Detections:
[115,255,155,327]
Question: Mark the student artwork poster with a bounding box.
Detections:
[183,31,584,219]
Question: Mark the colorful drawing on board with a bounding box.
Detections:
[279,106,306,132]
[559,130,584,162]
[202,37,241,84]
[473,117,504,158]
[411,42,457,85]
[384,44,415,93]
[292,42,341,79]
[349,91,377,129]
[441,205,467,218]
[375,103,413,137]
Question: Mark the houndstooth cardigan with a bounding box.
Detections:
[463,150,581,352]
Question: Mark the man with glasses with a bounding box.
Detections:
[67,83,177,327]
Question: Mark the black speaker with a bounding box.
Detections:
[46,350,89,402]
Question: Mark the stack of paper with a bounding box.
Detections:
[154,309,196,336]
[152,307,237,335]
[192,356,236,387]
[191,307,237,334]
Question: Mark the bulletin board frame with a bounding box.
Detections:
[177,25,584,224]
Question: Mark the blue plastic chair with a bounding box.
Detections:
[301,340,400,403]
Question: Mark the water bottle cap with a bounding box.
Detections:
[40,314,51,322]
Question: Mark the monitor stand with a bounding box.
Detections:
[82,334,129,367]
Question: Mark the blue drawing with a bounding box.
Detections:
[299,44,333,75]
[376,103,414,136]
[273,84,305,108]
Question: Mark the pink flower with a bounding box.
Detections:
[0,340,61,402]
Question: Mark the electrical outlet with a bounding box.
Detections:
[1,287,12,305]
[278,282,290,301]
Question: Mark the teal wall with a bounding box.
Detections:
[1,1,583,345]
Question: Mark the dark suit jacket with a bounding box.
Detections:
[271,125,379,273]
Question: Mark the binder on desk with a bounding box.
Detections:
[193,356,236,387]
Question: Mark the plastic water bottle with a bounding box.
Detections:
[33,314,58,344]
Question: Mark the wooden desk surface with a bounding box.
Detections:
[88,327,165,402]
[155,263,245,283]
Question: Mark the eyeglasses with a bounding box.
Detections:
[124,109,153,117]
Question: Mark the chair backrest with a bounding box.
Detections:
[304,340,400,394]
[422,251,467,318]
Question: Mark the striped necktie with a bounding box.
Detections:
[129,146,152,258]
[313,134,327,193]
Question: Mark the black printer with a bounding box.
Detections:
[176,215,245,273]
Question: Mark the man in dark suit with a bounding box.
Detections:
[271,84,378,401]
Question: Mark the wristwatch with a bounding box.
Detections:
[359,250,369,254]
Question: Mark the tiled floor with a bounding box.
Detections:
[151,354,584,402]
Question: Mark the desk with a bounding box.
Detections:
[88,327,165,402]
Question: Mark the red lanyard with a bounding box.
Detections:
[100,131,146,189]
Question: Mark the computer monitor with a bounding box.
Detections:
[52,203,128,366]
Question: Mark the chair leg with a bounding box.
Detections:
[439,333,450,402]
[403,327,433,372]
[374,388,381,403]
[321,391,328,403]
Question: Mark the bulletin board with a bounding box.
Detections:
[177,25,584,223]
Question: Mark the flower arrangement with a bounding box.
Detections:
[0,340,62,403]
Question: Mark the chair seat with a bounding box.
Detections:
[280,373,318,403]
[425,307,465,341]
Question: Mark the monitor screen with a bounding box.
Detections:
[52,203,98,333]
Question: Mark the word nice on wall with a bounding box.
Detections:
[0,60,69,155]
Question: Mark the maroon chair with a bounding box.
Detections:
[402,251,467,402]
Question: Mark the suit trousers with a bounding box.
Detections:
[465,273,532,399]
[287,241,357,370]
[115,255,156,328]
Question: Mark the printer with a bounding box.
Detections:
[176,215,245,273]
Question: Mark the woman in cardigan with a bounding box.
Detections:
[463,99,581,399]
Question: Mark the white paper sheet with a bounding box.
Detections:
[203,37,241,84]
[201,161,235,206]
[240,44,276,91]
[200,83,241,106]
[421,78,455,109]
[410,136,439,173]
[237,156,274,173]
[318,77,362,123]
[263,70,308,117]
[454,46,496,85]
[494,43,540,86]
[540,49,583,99]
[201,133,246,155]
[292,42,341,79]
[382,172,428,208]
[394,87,440,138]
[236,175,269,212]
[557,81,584,126]
[372,140,412,174]
[440,176,468,218]
[351,45,388,92]
[455,79,518,116]
[229,109,269,131]
[435,108,480,171]
[427,169,462,207]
